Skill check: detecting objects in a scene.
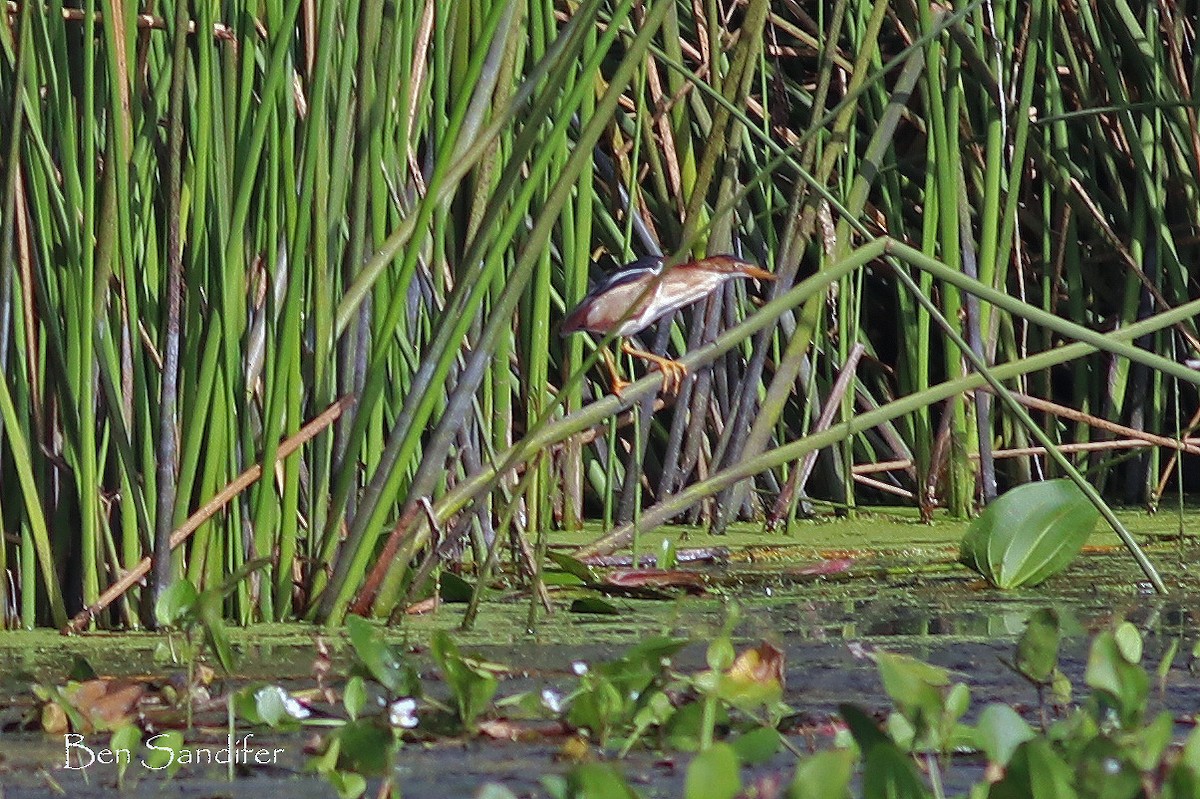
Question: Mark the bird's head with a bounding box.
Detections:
[685,254,776,281]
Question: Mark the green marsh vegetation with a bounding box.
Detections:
[2,0,1200,631]
[29,606,1199,798]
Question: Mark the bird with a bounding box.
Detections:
[561,254,775,396]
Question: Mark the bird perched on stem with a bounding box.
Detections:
[561,254,775,396]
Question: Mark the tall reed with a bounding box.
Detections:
[3,0,1199,628]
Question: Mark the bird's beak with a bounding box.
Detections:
[741,265,776,282]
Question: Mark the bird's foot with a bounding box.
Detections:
[657,360,688,395]
[610,375,631,397]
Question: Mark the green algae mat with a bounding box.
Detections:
[2,509,1200,798]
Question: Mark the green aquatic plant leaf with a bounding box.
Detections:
[1076,737,1141,799]
[343,677,366,721]
[874,652,953,746]
[110,724,142,787]
[989,738,1078,799]
[564,763,642,799]
[875,652,950,706]
[430,630,501,728]
[789,749,854,799]
[1015,608,1061,685]
[1113,621,1143,664]
[731,726,781,765]
[345,615,420,696]
[548,551,600,583]
[862,739,931,799]
[839,703,893,752]
[974,703,1035,766]
[154,579,200,628]
[839,704,928,797]
[566,675,624,746]
[1085,628,1149,726]
[570,597,620,615]
[959,479,1100,588]
[438,572,474,603]
[666,700,729,752]
[684,743,741,799]
[139,728,183,778]
[1174,726,1200,792]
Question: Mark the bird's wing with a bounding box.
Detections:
[652,265,736,309]
[594,271,660,316]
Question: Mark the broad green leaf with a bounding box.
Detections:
[542,572,587,587]
[541,775,569,799]
[142,729,184,777]
[1156,638,1180,691]
[1085,629,1149,724]
[333,720,397,776]
[684,743,741,799]
[1076,738,1140,799]
[874,652,951,736]
[861,739,930,799]
[1183,724,1200,772]
[838,703,893,753]
[960,479,1099,588]
[344,677,366,720]
[110,724,141,786]
[1170,727,1200,796]
[68,657,98,682]
[706,637,736,672]
[252,684,305,727]
[346,615,419,695]
[666,700,728,753]
[548,551,599,583]
[789,749,854,799]
[1050,669,1073,705]
[439,572,474,602]
[1113,622,1142,664]
[658,538,678,570]
[564,763,641,799]
[570,597,620,615]
[566,677,624,744]
[155,579,199,628]
[946,683,971,721]
[197,591,235,672]
[731,726,781,765]
[325,770,367,799]
[431,631,499,727]
[598,635,689,697]
[989,739,1077,799]
[1016,608,1061,684]
[974,703,1035,766]
[1134,712,1175,772]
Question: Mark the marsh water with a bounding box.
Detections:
[2,510,1199,797]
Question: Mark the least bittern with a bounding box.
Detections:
[561,254,775,395]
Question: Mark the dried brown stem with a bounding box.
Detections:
[62,395,355,634]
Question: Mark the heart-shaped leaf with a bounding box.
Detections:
[960,479,1099,588]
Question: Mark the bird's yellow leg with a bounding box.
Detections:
[601,346,631,397]
[621,340,687,394]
